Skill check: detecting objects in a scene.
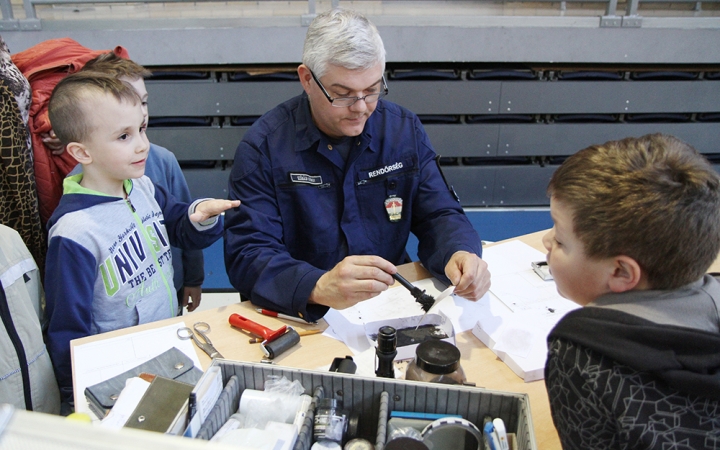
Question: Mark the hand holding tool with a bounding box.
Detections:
[392,272,435,312]
[414,285,455,330]
[177,322,224,359]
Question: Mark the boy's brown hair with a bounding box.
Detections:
[81,52,152,80]
[548,133,720,290]
[48,72,140,145]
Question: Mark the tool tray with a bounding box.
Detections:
[195,360,537,450]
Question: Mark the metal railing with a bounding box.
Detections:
[0,0,718,30]
[0,0,337,29]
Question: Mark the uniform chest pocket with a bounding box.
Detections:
[277,179,340,256]
[355,168,417,246]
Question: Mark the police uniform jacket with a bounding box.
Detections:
[224,93,482,322]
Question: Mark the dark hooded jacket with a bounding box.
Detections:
[546,281,720,450]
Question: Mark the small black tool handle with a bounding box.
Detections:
[392,272,418,293]
[393,273,434,312]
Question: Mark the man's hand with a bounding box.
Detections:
[190,199,241,223]
[444,251,491,300]
[182,286,202,312]
[309,255,396,310]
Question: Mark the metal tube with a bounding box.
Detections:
[22,0,36,19]
[626,0,640,16]
[0,0,14,19]
[606,0,618,16]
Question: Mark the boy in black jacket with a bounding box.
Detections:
[542,133,720,449]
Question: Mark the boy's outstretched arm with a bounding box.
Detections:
[190,199,241,223]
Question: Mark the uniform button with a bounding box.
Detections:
[327,144,333,150]
[357,141,360,145]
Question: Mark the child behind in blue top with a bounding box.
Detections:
[543,133,720,449]
[45,72,240,410]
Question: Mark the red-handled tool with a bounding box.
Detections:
[228,313,287,342]
[228,313,300,359]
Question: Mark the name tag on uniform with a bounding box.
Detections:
[367,161,404,179]
[289,173,323,185]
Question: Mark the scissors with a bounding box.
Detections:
[177,322,224,359]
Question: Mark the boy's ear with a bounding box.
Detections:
[608,255,644,293]
[66,142,91,164]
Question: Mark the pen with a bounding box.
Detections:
[256,308,317,325]
[248,329,322,344]
[483,416,500,450]
[493,418,509,450]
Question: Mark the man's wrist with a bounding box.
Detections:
[308,282,321,305]
[308,273,329,306]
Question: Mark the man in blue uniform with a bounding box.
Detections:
[224,8,491,322]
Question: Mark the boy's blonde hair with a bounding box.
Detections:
[81,52,152,80]
[548,133,720,290]
[48,72,140,145]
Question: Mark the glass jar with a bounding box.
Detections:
[404,340,466,385]
[313,398,347,444]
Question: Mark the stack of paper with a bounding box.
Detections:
[472,240,579,382]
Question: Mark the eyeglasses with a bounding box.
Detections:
[310,70,388,107]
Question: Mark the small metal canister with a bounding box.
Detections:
[344,438,374,450]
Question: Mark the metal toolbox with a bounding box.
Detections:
[195,360,537,450]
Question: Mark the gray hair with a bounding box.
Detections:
[302,8,386,78]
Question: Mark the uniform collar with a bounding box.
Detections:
[293,93,377,154]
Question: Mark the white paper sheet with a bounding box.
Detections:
[72,322,202,420]
[323,277,488,356]
[473,240,580,381]
[322,308,372,354]
[484,240,574,314]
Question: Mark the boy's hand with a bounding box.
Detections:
[190,199,241,223]
[41,130,65,154]
[182,286,202,312]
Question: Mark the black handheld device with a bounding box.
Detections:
[375,326,397,378]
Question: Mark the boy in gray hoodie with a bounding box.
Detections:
[44,72,240,410]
